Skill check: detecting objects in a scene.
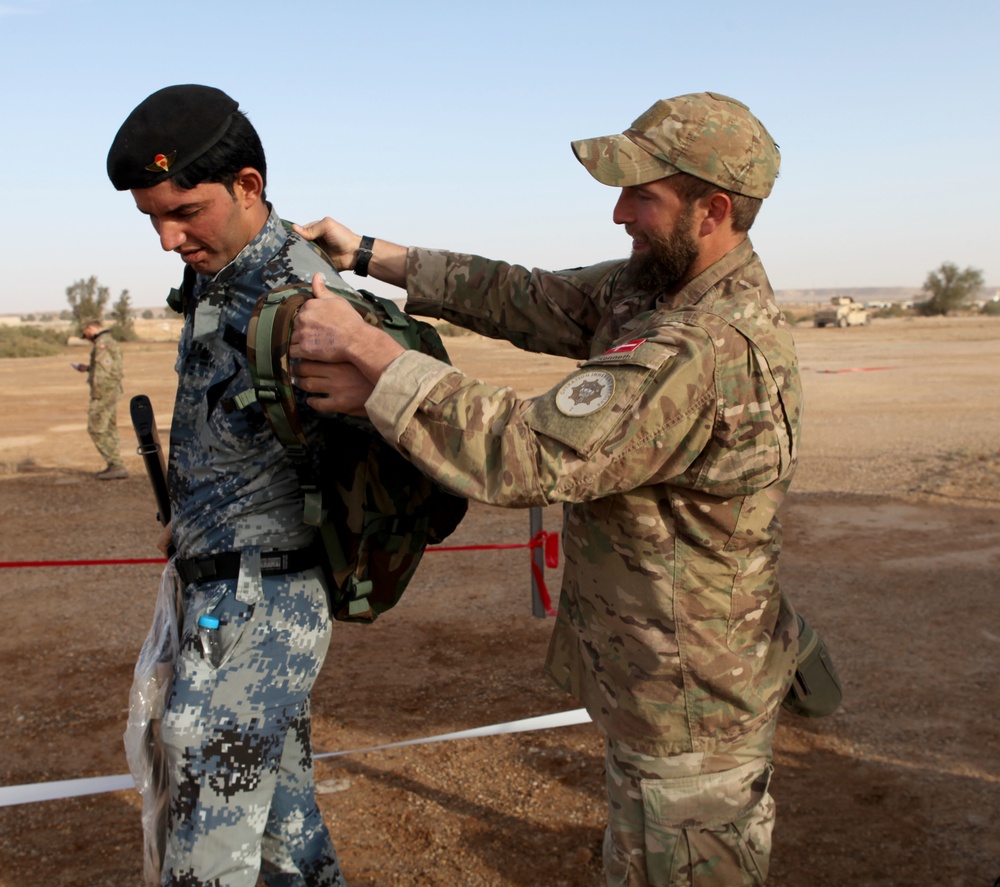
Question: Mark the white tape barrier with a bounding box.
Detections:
[0,774,135,807]
[316,707,591,760]
[0,708,592,809]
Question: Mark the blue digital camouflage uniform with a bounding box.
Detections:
[160,207,355,887]
[362,239,801,886]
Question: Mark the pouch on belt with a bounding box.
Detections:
[782,614,843,718]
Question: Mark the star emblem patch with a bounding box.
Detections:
[555,370,615,417]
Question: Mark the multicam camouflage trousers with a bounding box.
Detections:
[160,567,344,887]
[87,392,124,468]
[602,726,777,887]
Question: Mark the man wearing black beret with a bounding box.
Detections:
[108,85,350,887]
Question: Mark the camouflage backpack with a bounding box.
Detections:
[234,281,468,622]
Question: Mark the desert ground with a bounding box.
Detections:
[0,314,998,887]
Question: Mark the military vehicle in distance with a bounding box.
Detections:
[813,296,871,328]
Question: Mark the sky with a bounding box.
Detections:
[0,0,997,314]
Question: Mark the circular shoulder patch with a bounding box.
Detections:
[555,370,615,417]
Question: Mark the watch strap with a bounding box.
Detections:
[355,235,375,277]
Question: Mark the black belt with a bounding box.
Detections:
[175,546,320,586]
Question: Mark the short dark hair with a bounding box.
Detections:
[669,172,763,234]
[170,110,267,199]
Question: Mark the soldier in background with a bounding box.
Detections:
[73,319,127,479]
[290,93,800,886]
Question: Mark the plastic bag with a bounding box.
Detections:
[123,559,182,887]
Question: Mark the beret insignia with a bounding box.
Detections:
[145,151,177,174]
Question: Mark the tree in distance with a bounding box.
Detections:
[110,289,138,342]
[65,276,136,341]
[917,262,984,316]
[66,276,110,334]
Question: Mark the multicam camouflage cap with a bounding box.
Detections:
[571,92,780,198]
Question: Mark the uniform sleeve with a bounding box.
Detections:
[90,341,122,396]
[365,329,719,508]
[404,247,624,361]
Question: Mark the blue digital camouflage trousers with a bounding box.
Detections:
[602,724,777,887]
[160,566,344,887]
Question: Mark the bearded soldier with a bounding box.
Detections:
[289,93,808,886]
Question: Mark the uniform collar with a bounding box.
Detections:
[197,203,285,288]
[664,238,755,311]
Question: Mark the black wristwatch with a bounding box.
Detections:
[354,235,375,277]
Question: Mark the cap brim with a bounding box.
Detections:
[571,133,679,187]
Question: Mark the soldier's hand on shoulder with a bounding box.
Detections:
[292,218,358,272]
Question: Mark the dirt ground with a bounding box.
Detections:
[0,315,998,887]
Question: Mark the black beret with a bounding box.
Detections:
[107,84,238,191]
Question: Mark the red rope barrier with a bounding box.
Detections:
[0,533,561,569]
[0,558,169,568]
[529,557,555,616]
[0,532,562,616]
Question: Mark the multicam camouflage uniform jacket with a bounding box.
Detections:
[88,329,123,398]
[364,238,801,756]
[167,208,354,579]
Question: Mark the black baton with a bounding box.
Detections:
[130,394,172,529]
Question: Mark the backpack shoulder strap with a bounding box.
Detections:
[241,287,310,450]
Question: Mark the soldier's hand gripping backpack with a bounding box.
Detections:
[237,281,468,622]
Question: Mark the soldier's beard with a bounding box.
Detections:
[622,203,699,295]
